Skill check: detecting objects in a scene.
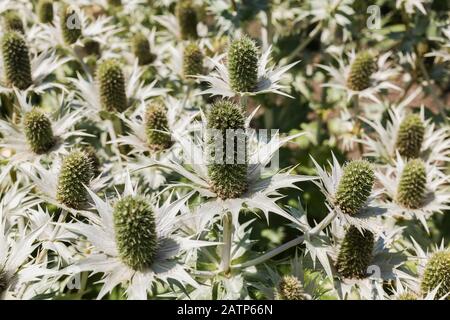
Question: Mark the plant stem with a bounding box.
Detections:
[233,211,336,270]
[219,212,233,274]
[280,21,323,66]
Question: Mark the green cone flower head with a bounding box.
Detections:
[176,0,198,40]
[346,51,377,91]
[2,10,24,34]
[82,38,101,57]
[207,100,248,199]
[335,160,374,215]
[82,145,101,177]
[335,226,375,279]
[145,103,171,151]
[60,5,82,45]
[421,251,450,299]
[1,32,33,90]
[113,196,158,271]
[37,0,54,23]
[397,292,417,300]
[183,42,203,78]
[23,109,55,154]
[97,59,127,112]
[227,36,258,93]
[395,114,425,159]
[396,159,427,209]
[56,151,94,209]
[275,276,307,300]
[108,0,122,6]
[132,33,155,66]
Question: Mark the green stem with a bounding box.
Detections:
[219,212,233,274]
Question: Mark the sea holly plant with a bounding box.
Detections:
[0,0,450,301]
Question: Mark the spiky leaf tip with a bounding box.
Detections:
[275,276,307,300]
[113,196,158,271]
[346,51,377,91]
[175,0,198,40]
[1,32,33,90]
[396,159,427,209]
[96,59,127,112]
[227,36,259,93]
[2,10,24,34]
[421,251,450,299]
[207,100,247,199]
[132,33,155,66]
[60,5,82,45]
[395,114,425,159]
[183,42,203,78]
[37,0,54,23]
[335,226,375,279]
[335,160,374,215]
[23,109,55,154]
[145,103,171,151]
[56,151,94,209]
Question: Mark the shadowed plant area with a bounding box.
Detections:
[0,0,449,301]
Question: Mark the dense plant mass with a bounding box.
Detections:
[0,0,449,300]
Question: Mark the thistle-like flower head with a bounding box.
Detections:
[346,51,377,91]
[336,226,375,279]
[145,103,171,151]
[113,196,158,271]
[97,59,127,112]
[56,151,94,209]
[396,159,427,209]
[275,275,307,300]
[132,33,155,66]
[206,100,247,199]
[395,114,425,159]
[2,10,24,34]
[59,5,81,45]
[81,145,101,177]
[397,292,417,300]
[421,251,450,299]
[23,109,55,154]
[227,36,259,93]
[176,0,198,40]
[82,38,101,57]
[1,32,33,90]
[335,160,374,215]
[37,0,54,24]
[182,42,203,78]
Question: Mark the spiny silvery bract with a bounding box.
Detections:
[207,100,247,199]
[176,0,198,40]
[132,33,155,66]
[60,5,82,45]
[183,42,203,78]
[56,151,93,209]
[23,109,55,154]
[227,36,259,93]
[113,196,158,271]
[395,114,425,159]
[275,276,307,300]
[421,251,450,299]
[335,160,374,215]
[346,51,377,91]
[1,32,33,90]
[37,0,54,24]
[2,11,25,34]
[97,59,127,112]
[335,226,375,279]
[396,159,427,209]
[145,103,171,151]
